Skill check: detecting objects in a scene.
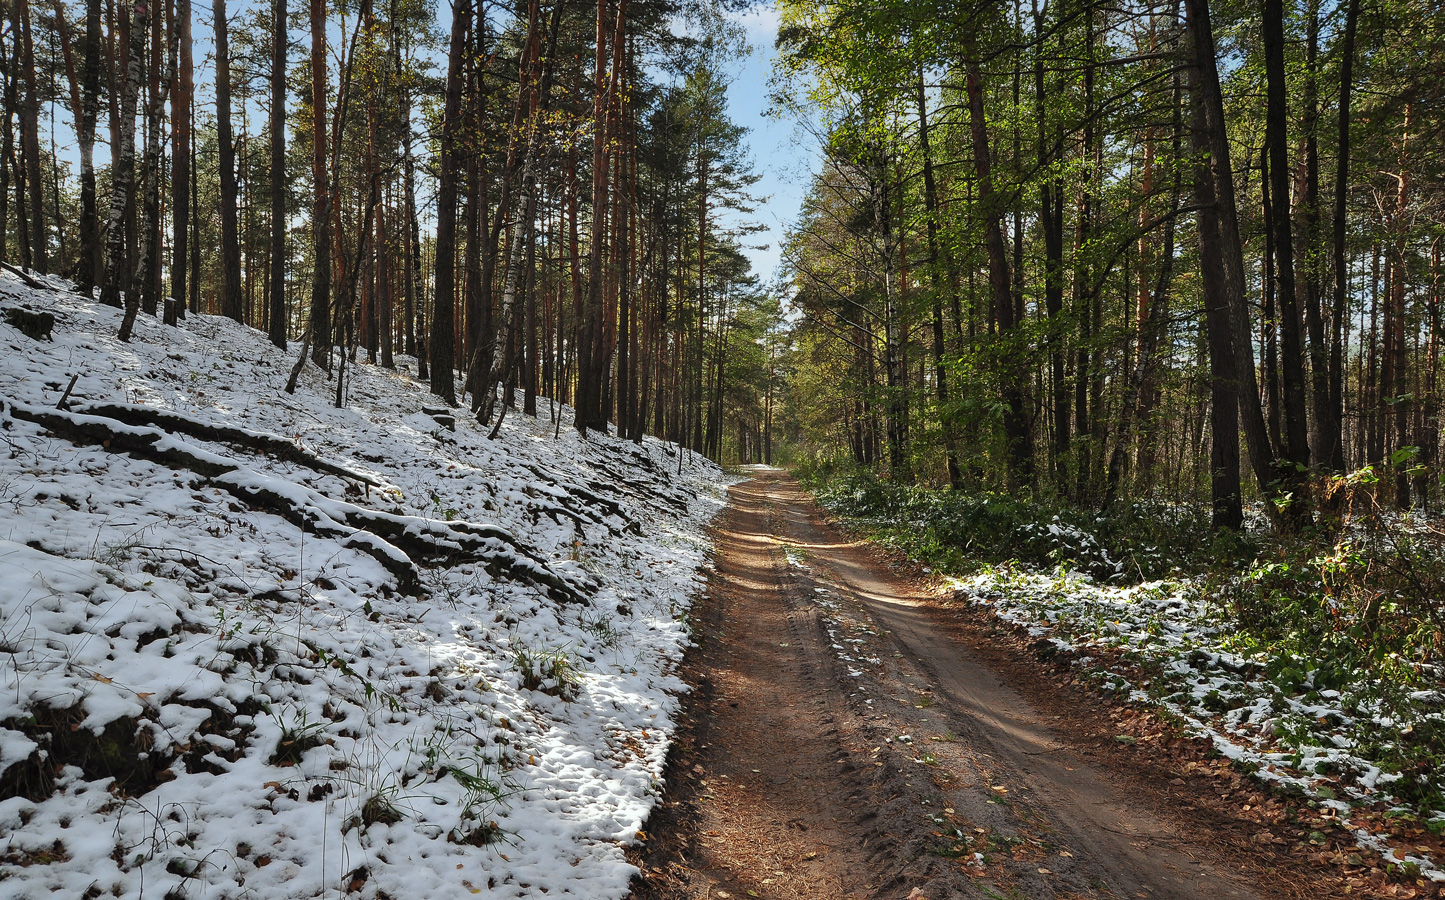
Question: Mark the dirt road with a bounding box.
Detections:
[631,471,1275,900]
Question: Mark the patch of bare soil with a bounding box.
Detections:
[630,472,1419,900]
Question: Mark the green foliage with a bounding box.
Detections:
[512,645,583,701]
[444,747,518,847]
[1206,471,1445,810]
[269,709,327,767]
[805,467,1230,583]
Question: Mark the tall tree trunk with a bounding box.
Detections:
[878,146,909,482]
[430,0,469,405]
[360,0,380,365]
[401,138,417,359]
[119,0,176,339]
[1186,0,1282,526]
[1389,104,1412,508]
[138,2,162,316]
[378,182,393,368]
[1073,6,1096,501]
[1033,0,1068,487]
[0,22,16,269]
[48,0,85,277]
[1263,0,1310,474]
[267,0,287,348]
[75,0,103,291]
[965,52,1033,490]
[169,0,191,321]
[1367,244,1382,464]
[1299,0,1331,467]
[307,0,330,367]
[918,67,962,488]
[524,188,539,417]
[463,155,483,381]
[99,0,146,312]
[119,1,137,297]
[17,0,45,272]
[576,0,613,433]
[390,12,415,361]
[1191,67,1242,529]
[1326,0,1360,474]
[460,16,487,381]
[568,141,584,409]
[479,0,564,427]
[215,0,243,323]
[188,94,199,312]
[1262,153,1282,452]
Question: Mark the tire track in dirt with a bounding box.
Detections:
[631,472,1270,900]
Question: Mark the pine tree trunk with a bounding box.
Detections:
[132,2,166,320]
[101,0,146,314]
[1327,0,1361,474]
[119,2,137,297]
[71,0,102,291]
[1389,107,1412,508]
[966,52,1032,491]
[575,0,612,434]
[1299,0,1331,467]
[17,0,45,272]
[1187,0,1283,526]
[1191,74,1242,529]
[307,0,331,367]
[215,0,243,323]
[1031,10,1068,488]
[267,0,287,348]
[169,0,191,321]
[378,183,393,368]
[1263,0,1310,473]
[390,16,415,361]
[0,32,10,268]
[1262,154,1282,452]
[430,0,468,405]
[401,141,416,358]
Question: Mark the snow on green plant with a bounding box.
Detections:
[512,644,584,701]
[956,564,1445,881]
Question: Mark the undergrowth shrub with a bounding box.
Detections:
[512,645,583,701]
[1218,469,1445,674]
[805,468,1231,583]
[1214,468,1445,809]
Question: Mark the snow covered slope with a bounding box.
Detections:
[0,270,728,899]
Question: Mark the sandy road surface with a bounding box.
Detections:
[631,472,1269,900]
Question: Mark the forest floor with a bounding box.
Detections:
[629,471,1440,900]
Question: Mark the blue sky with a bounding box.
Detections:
[719,2,814,286]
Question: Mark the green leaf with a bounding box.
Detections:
[1390,446,1420,467]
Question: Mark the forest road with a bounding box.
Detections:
[630,470,1269,900]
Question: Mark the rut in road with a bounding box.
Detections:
[632,471,1270,900]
